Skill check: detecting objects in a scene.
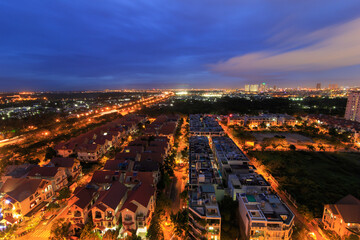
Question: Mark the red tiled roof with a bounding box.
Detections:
[122,202,138,213]
[93,182,128,210]
[159,122,177,135]
[334,195,360,223]
[115,152,139,161]
[122,173,155,209]
[0,178,48,202]
[73,186,98,209]
[27,166,60,178]
[77,143,99,153]
[104,159,131,171]
[50,157,75,168]
[90,170,118,184]
[123,146,144,153]
[140,152,164,164]
[4,215,17,224]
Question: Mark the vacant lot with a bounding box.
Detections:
[248,151,360,217]
[252,132,313,144]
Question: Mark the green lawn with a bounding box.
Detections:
[248,151,360,217]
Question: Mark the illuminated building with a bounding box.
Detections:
[316,83,321,90]
[189,185,221,240]
[345,92,360,122]
[189,114,224,136]
[329,84,338,90]
[0,178,53,223]
[27,166,68,191]
[237,190,294,240]
[259,83,267,92]
[250,84,259,92]
[211,136,252,181]
[245,84,250,92]
[322,195,360,238]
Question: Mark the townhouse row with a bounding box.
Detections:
[188,115,295,240]
[67,171,156,239]
[227,114,297,128]
[0,157,82,227]
[63,115,179,239]
[188,136,222,240]
[190,114,224,136]
[144,114,180,144]
[55,114,147,161]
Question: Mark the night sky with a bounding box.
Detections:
[1,0,360,91]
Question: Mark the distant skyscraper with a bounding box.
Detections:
[245,84,250,92]
[345,92,360,122]
[329,84,338,90]
[259,82,267,92]
[273,85,277,90]
[316,83,321,90]
[250,84,259,92]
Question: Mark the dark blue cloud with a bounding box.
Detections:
[0,0,360,91]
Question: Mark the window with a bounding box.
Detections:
[74,211,82,217]
[95,211,102,219]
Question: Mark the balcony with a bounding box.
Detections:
[74,211,82,218]
[124,217,133,222]
[136,215,145,221]
[267,226,283,231]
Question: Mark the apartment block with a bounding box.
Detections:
[189,185,221,240]
[237,191,294,240]
[211,136,252,180]
[189,136,222,190]
[227,114,296,128]
[228,173,270,201]
[345,92,360,122]
[190,114,224,136]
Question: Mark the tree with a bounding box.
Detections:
[180,189,188,201]
[50,218,71,240]
[170,209,189,237]
[306,145,315,151]
[219,196,240,240]
[103,230,118,240]
[80,220,101,240]
[317,144,325,151]
[0,224,18,240]
[46,202,60,213]
[259,122,267,129]
[271,143,279,150]
[346,234,360,240]
[289,144,296,151]
[58,187,71,200]
[125,230,141,240]
[147,210,164,240]
[45,147,57,159]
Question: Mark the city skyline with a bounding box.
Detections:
[1,0,360,91]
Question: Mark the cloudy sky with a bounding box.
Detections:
[1,0,360,91]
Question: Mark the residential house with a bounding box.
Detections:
[27,166,68,191]
[91,182,128,232]
[0,178,53,223]
[49,157,82,179]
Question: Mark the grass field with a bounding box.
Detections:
[248,151,360,217]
